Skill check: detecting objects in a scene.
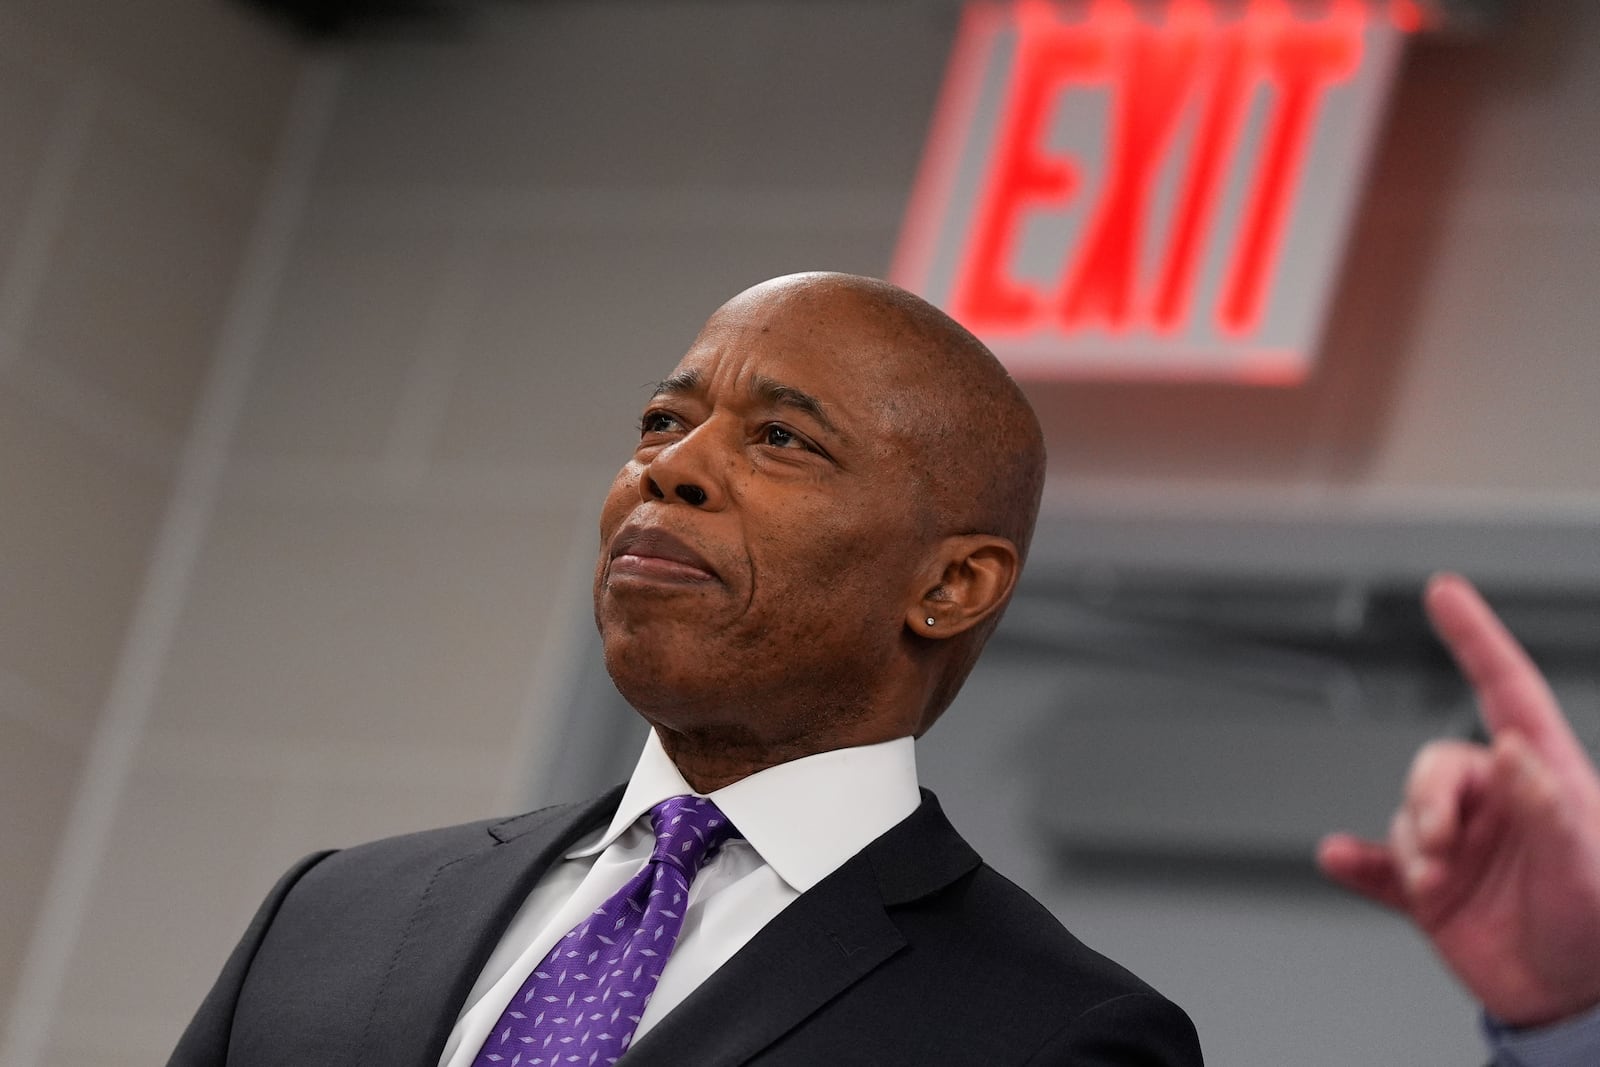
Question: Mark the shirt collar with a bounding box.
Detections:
[568,728,921,894]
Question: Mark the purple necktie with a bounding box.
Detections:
[471,795,740,1066]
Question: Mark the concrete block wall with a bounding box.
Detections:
[1,2,1595,1064]
[0,1,301,1060]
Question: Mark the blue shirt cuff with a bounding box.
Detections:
[1483,1003,1600,1067]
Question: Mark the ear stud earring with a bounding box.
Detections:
[925,617,937,626]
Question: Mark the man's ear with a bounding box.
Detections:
[906,535,1021,638]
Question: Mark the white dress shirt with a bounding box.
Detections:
[437,730,921,1067]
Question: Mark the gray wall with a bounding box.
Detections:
[0,0,302,1060]
[2,3,1597,1065]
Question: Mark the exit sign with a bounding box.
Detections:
[892,0,1414,384]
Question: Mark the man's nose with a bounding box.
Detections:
[640,426,720,508]
[652,482,706,506]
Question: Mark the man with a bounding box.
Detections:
[1319,574,1600,1066]
[171,272,1203,1065]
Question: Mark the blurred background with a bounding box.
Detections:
[1,0,1597,1064]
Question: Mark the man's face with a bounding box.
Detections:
[593,283,931,742]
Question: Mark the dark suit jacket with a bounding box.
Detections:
[171,788,1202,1066]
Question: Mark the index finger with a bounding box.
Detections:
[1424,572,1586,772]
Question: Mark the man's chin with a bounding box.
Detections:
[601,640,738,718]
[595,588,724,644]
[597,609,722,665]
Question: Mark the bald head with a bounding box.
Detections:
[714,272,1046,726]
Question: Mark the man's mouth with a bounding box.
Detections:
[608,527,719,584]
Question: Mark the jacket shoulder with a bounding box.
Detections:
[959,862,1171,1003]
[170,791,624,1066]
[294,792,613,890]
[885,863,1201,1063]
[870,792,1176,1008]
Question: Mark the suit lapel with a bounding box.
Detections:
[622,790,980,1067]
[361,786,627,1066]
[620,854,903,1067]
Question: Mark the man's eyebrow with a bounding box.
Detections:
[751,376,841,436]
[649,370,701,398]
[648,369,846,440]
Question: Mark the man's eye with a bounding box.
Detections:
[763,424,803,449]
[639,412,680,436]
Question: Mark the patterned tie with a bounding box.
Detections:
[471,795,740,1066]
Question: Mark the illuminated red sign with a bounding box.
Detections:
[893,0,1416,383]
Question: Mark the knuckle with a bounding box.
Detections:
[1404,739,1479,802]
